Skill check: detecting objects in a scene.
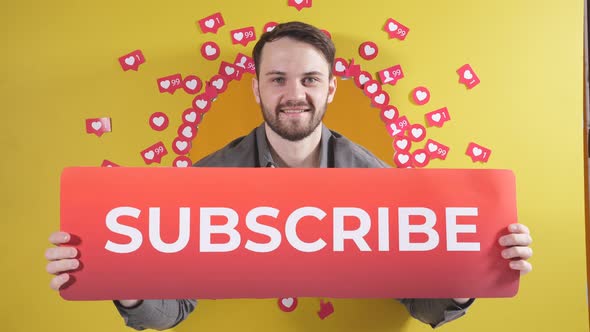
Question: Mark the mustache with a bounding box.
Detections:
[276,100,313,110]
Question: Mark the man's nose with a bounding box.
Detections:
[284,80,306,101]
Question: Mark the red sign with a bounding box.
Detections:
[60,167,519,300]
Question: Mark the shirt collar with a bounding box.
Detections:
[256,123,331,168]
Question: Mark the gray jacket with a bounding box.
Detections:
[114,123,473,330]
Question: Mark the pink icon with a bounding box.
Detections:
[85,117,111,137]
[230,27,256,46]
[317,299,334,320]
[466,142,491,163]
[378,65,404,85]
[425,107,451,128]
[408,124,426,142]
[359,41,378,60]
[371,91,390,110]
[173,156,192,168]
[380,105,399,124]
[412,86,430,105]
[149,112,169,131]
[278,297,298,312]
[412,149,430,168]
[101,160,119,167]
[182,75,202,94]
[182,108,202,125]
[425,139,450,160]
[332,58,349,77]
[178,123,198,141]
[288,0,312,11]
[394,151,412,168]
[354,71,373,89]
[234,53,256,74]
[363,80,382,98]
[386,115,410,138]
[141,142,168,165]
[157,74,182,94]
[172,137,191,155]
[219,61,242,81]
[118,50,145,71]
[393,135,411,152]
[200,41,220,61]
[193,94,212,113]
[208,74,228,94]
[263,22,278,33]
[198,12,225,34]
[384,18,409,40]
[457,64,480,89]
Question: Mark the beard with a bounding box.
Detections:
[260,96,328,142]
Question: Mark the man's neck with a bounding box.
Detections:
[265,123,323,168]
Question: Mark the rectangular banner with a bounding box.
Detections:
[60,167,519,300]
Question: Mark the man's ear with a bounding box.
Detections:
[327,76,337,104]
[252,77,261,104]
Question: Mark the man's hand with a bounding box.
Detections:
[45,231,79,290]
[45,231,141,308]
[499,223,533,275]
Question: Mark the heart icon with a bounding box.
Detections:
[397,154,409,164]
[374,93,385,104]
[395,139,408,150]
[176,140,188,151]
[205,45,217,56]
[176,160,189,167]
[212,79,224,90]
[153,116,165,127]
[205,19,215,28]
[364,45,375,56]
[282,298,294,307]
[464,70,473,80]
[233,32,244,41]
[411,128,423,138]
[415,153,426,164]
[359,74,369,85]
[185,111,196,123]
[335,61,346,73]
[428,142,438,153]
[124,56,135,66]
[367,83,378,94]
[295,0,303,4]
[195,99,208,110]
[416,91,427,101]
[185,80,198,90]
[224,66,235,76]
[384,109,395,120]
[388,22,398,32]
[160,80,171,89]
[473,147,482,157]
[182,126,193,138]
[91,121,102,131]
[144,151,154,160]
[431,113,441,123]
[278,297,298,312]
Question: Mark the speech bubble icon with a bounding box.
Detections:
[141,141,168,165]
[118,50,145,71]
[230,27,256,46]
[425,107,451,128]
[378,64,404,85]
[288,0,312,11]
[85,117,112,137]
[157,74,182,94]
[457,64,481,89]
[198,12,225,34]
[466,142,492,163]
[425,138,450,160]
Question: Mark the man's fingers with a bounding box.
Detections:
[48,232,71,245]
[499,233,532,247]
[508,223,530,235]
[502,246,533,260]
[509,260,533,276]
[49,273,70,291]
[46,259,79,274]
[45,247,78,261]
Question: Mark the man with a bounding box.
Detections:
[45,21,533,330]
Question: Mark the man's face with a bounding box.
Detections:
[252,37,337,141]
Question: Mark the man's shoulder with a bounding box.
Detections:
[329,129,391,168]
[193,129,258,167]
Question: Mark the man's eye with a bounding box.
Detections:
[272,77,285,84]
[303,77,318,85]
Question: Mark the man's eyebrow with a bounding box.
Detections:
[303,71,323,76]
[265,70,286,76]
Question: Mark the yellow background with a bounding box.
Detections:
[1,0,586,331]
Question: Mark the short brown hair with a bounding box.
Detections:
[252,21,336,78]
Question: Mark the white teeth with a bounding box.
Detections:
[282,110,305,113]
